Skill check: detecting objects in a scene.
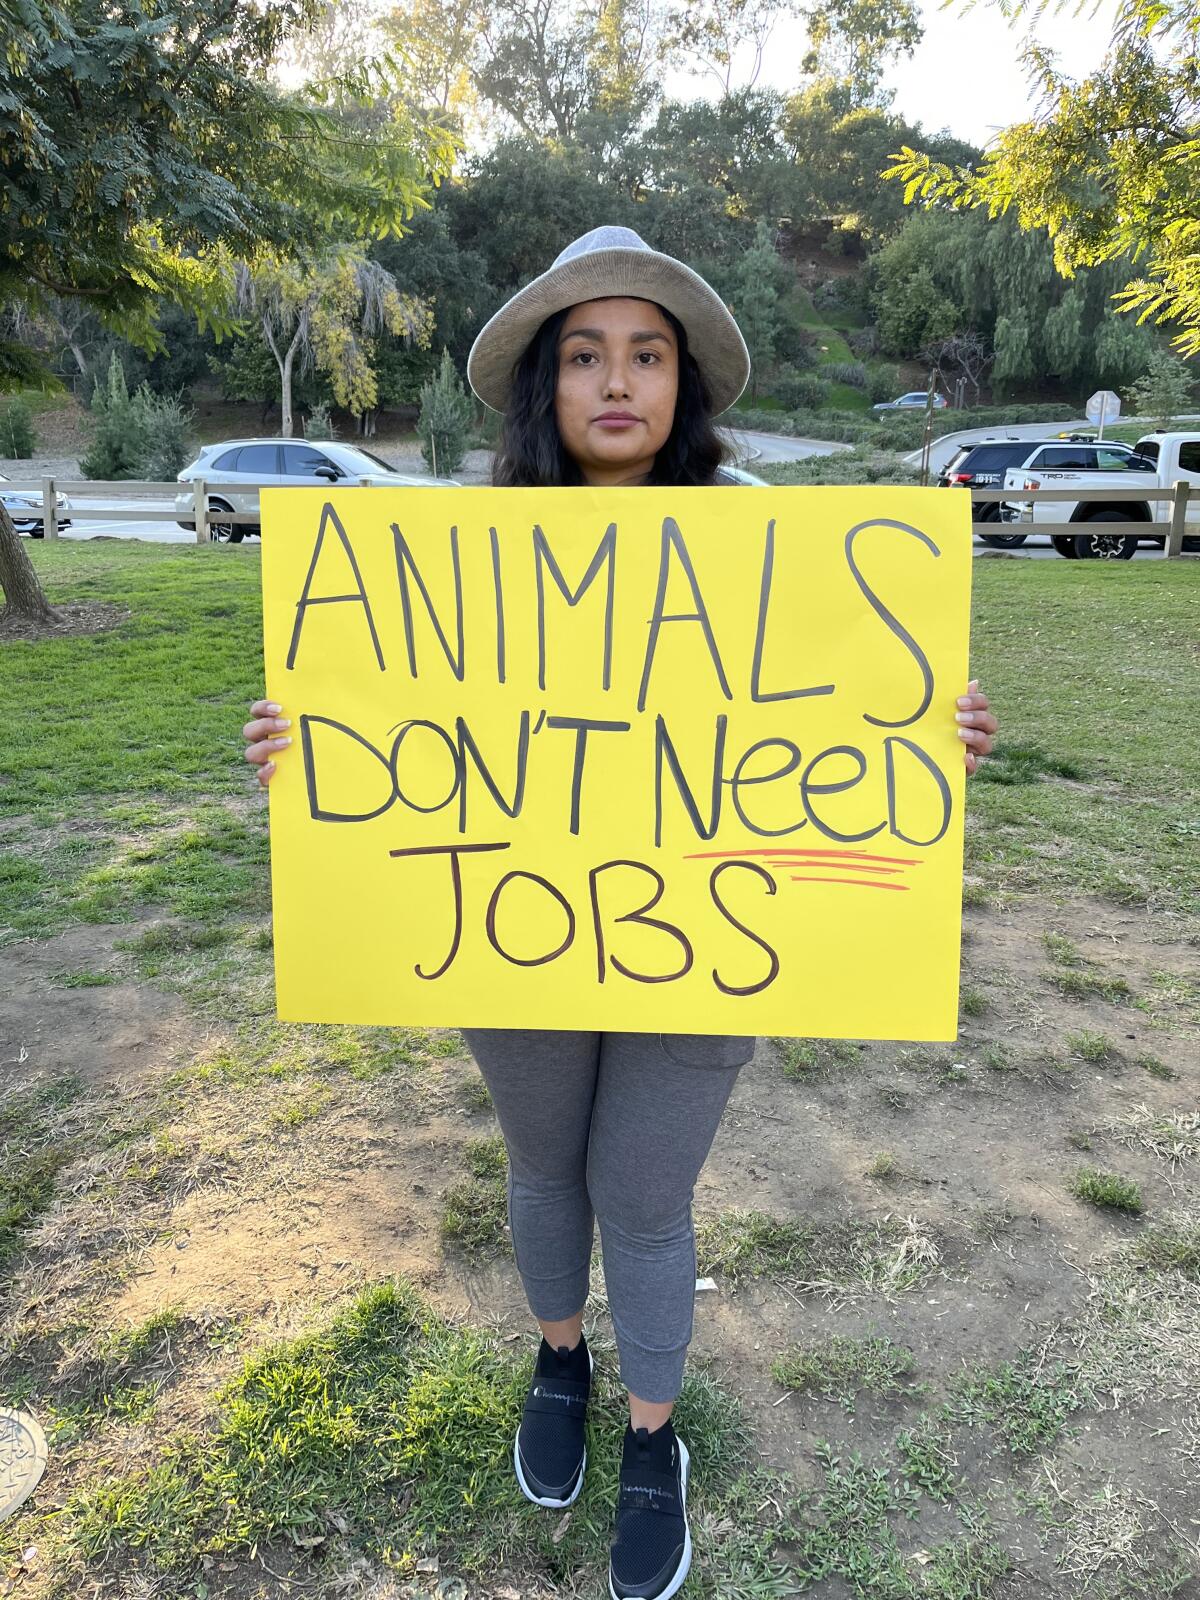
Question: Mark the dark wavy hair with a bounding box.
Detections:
[492,300,730,488]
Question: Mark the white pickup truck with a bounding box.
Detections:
[1001,431,1200,559]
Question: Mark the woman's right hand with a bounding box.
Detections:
[243,698,292,787]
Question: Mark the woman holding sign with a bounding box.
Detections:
[244,226,997,1600]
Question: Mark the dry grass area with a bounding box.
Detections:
[1,542,1197,1600]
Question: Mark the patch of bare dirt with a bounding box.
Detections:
[0,920,197,1098]
[2,890,1197,1595]
[0,600,130,643]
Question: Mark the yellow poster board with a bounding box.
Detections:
[260,485,972,1039]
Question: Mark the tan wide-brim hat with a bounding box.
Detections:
[467,225,751,416]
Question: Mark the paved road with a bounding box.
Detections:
[725,428,851,464]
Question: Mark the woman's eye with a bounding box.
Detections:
[573,351,597,365]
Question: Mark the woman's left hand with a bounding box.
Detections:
[957,679,997,777]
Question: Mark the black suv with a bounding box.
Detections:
[938,439,1063,547]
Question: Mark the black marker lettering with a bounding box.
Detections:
[709,860,780,996]
[533,522,617,692]
[489,526,506,684]
[751,519,834,703]
[392,521,465,681]
[799,745,887,843]
[885,735,952,846]
[588,860,694,984]
[455,712,530,833]
[287,503,385,671]
[638,516,732,712]
[388,718,463,815]
[844,519,938,728]
[545,717,632,834]
[300,715,396,822]
[726,737,804,837]
[654,714,726,847]
[486,870,576,967]
[389,842,510,980]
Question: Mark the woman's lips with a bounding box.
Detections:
[592,415,642,430]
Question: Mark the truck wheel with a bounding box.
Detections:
[1073,513,1138,560]
[1052,536,1078,559]
[979,532,1028,549]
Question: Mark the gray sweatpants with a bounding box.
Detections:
[460,1028,755,1403]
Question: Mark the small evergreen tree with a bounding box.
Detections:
[1127,349,1196,427]
[304,401,337,440]
[138,391,197,481]
[80,352,194,479]
[0,398,36,458]
[417,349,472,476]
[730,222,783,399]
[80,352,151,479]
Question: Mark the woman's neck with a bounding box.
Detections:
[580,462,655,488]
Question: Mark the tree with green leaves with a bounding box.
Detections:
[0,0,456,628]
[1128,349,1196,428]
[234,250,434,438]
[799,0,921,107]
[885,0,1200,356]
[728,221,785,397]
[418,348,474,475]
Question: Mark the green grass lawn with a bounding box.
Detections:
[2,537,1198,1598]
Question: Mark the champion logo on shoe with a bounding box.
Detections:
[619,1482,677,1508]
[532,1383,587,1406]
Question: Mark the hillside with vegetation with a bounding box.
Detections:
[2,0,1193,471]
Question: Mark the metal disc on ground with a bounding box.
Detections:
[0,1409,48,1522]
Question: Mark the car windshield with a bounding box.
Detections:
[339,447,401,474]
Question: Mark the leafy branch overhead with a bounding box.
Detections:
[0,0,459,370]
[883,0,1200,355]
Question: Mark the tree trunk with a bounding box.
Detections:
[281,345,295,438]
[0,501,60,626]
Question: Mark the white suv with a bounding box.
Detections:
[174,438,459,542]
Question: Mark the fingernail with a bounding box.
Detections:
[958,728,971,739]
[271,735,291,747]
[265,703,282,714]
[955,711,971,723]
[956,696,971,708]
[273,717,291,729]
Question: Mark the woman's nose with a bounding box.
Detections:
[603,366,633,399]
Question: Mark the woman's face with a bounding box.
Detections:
[554,297,679,486]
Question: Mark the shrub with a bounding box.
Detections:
[304,401,337,440]
[418,348,472,477]
[867,367,900,404]
[138,391,196,481]
[825,360,867,389]
[0,397,36,457]
[771,370,830,410]
[80,352,195,480]
[755,447,919,487]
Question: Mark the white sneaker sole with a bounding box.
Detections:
[608,1436,691,1600]
[513,1347,594,1510]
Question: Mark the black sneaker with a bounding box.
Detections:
[513,1333,593,1509]
[608,1419,691,1600]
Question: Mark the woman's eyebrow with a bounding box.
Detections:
[560,328,673,345]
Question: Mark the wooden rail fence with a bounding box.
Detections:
[6,476,1199,556]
